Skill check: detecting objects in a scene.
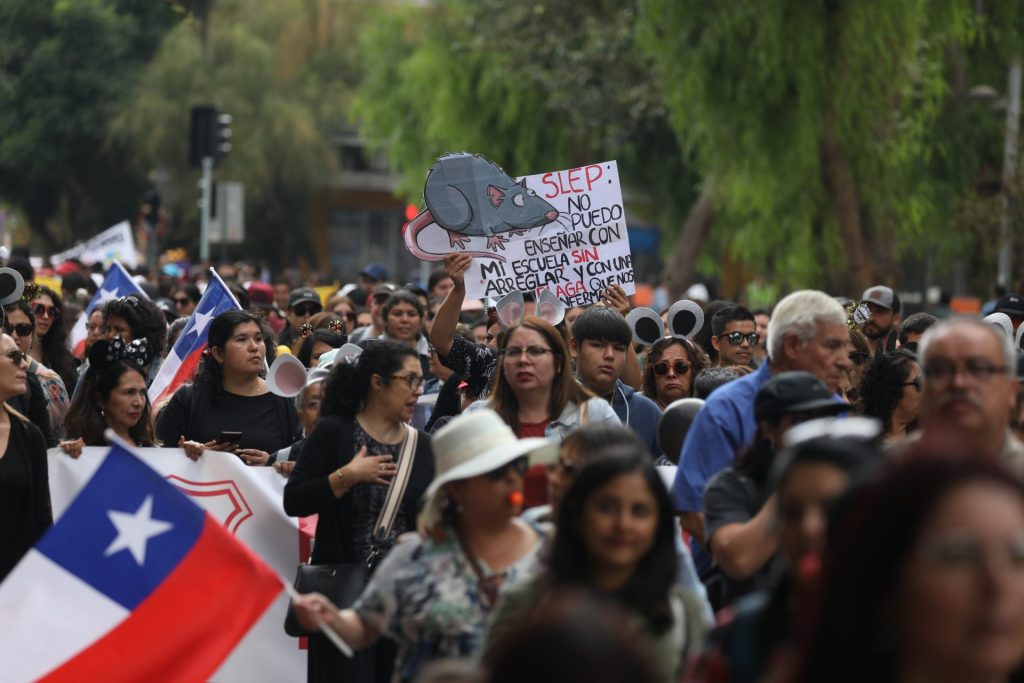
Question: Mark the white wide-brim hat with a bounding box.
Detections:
[420,409,557,528]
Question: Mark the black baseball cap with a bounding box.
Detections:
[996,292,1024,317]
[288,287,322,310]
[755,371,845,423]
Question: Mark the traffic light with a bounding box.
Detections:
[189,106,233,167]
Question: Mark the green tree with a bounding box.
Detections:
[0,0,177,250]
[111,0,365,267]
[638,0,985,294]
[353,0,698,249]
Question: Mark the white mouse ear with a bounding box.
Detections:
[1016,323,1024,352]
[666,300,704,339]
[625,307,664,346]
[496,291,525,330]
[267,353,308,398]
[984,312,1013,340]
[535,289,565,326]
[334,343,364,365]
[0,268,25,306]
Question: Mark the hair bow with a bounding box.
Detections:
[89,336,151,370]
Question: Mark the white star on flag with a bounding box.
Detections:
[104,495,174,566]
[189,309,214,338]
[97,288,119,303]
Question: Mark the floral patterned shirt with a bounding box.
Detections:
[27,359,69,440]
[354,523,549,682]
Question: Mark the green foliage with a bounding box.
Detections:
[352,0,697,231]
[639,0,975,289]
[112,0,363,266]
[0,0,177,247]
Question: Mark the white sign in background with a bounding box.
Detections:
[48,221,139,269]
[47,448,306,683]
[410,160,635,307]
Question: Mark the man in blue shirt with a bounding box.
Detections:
[673,290,850,548]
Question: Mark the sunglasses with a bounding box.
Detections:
[723,331,760,346]
[174,298,191,307]
[3,349,26,365]
[32,303,60,319]
[4,323,33,337]
[293,303,321,317]
[653,360,691,376]
[487,456,529,480]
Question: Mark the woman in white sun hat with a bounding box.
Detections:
[291,408,556,682]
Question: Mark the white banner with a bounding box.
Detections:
[49,221,139,269]
[47,448,306,682]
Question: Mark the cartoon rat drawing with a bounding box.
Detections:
[403,152,560,262]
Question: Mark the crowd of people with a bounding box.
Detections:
[4,248,1024,683]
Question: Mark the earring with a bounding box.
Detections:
[99,407,105,417]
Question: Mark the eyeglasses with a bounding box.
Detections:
[902,376,922,391]
[653,360,690,376]
[2,350,26,365]
[917,532,1024,573]
[293,304,321,317]
[174,298,191,307]
[3,323,33,337]
[503,345,553,360]
[923,359,1008,384]
[391,373,424,391]
[487,456,529,480]
[32,303,60,319]
[723,331,760,346]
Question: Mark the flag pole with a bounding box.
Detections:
[280,580,355,657]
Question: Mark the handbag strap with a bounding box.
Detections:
[371,423,418,543]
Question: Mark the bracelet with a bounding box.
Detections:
[332,467,347,487]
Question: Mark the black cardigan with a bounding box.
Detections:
[283,414,434,565]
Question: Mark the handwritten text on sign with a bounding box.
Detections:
[465,161,633,306]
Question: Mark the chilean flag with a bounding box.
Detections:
[68,262,146,358]
[148,270,241,406]
[0,442,282,682]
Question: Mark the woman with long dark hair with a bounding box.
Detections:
[481,316,618,439]
[56,337,202,458]
[0,333,52,582]
[156,310,298,464]
[3,301,69,437]
[796,455,1024,683]
[486,449,706,681]
[642,337,710,410]
[284,340,435,683]
[27,285,78,394]
[858,349,922,441]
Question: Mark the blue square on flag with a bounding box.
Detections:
[36,446,204,611]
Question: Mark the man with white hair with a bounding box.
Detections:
[672,290,850,548]
[897,317,1024,474]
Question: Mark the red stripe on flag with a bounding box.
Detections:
[39,516,281,683]
[153,345,205,407]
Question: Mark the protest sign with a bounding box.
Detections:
[403,154,634,306]
[49,221,139,268]
[48,448,307,683]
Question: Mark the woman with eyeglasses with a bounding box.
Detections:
[795,456,1024,683]
[285,340,435,683]
[642,337,710,411]
[472,316,618,441]
[858,349,922,442]
[0,332,52,583]
[28,285,78,395]
[326,293,358,334]
[156,310,299,466]
[289,409,550,683]
[3,301,70,437]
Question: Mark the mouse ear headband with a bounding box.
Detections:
[984,312,1024,352]
[625,299,704,347]
[494,290,566,330]
[89,336,151,371]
